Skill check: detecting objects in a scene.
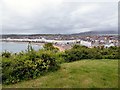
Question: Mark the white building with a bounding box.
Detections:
[80,40,92,47]
[104,43,115,48]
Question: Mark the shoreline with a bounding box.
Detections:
[1,41,71,52]
[1,41,45,46]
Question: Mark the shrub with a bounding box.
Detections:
[43,43,59,52]
[2,46,59,84]
[53,52,65,64]
[2,51,11,58]
[64,45,118,62]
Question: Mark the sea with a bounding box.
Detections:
[0,42,43,53]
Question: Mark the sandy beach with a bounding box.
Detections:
[53,44,71,51]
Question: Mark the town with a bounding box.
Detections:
[1,34,119,50]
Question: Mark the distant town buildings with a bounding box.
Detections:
[1,34,119,48]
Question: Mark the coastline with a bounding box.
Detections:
[1,41,45,46]
[1,41,44,53]
[1,41,71,52]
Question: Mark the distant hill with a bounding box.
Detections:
[72,30,118,36]
[1,30,118,37]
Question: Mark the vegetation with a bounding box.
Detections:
[43,43,59,52]
[64,45,119,62]
[3,60,118,88]
[1,43,59,84]
[1,43,119,86]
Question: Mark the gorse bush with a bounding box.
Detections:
[53,52,65,64]
[43,43,59,52]
[64,45,119,62]
[2,43,59,84]
[2,51,11,58]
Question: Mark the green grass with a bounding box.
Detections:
[3,59,118,88]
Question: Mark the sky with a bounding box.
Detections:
[0,0,119,34]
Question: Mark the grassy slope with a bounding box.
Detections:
[3,59,118,88]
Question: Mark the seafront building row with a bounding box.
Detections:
[1,37,118,48]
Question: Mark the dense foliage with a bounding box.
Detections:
[1,43,59,84]
[43,43,59,52]
[1,43,119,84]
[64,45,120,62]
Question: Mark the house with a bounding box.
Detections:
[104,43,115,48]
[80,40,92,47]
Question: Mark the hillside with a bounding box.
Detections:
[3,60,118,88]
[72,30,118,36]
[1,30,118,38]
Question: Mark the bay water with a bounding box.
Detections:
[0,42,43,53]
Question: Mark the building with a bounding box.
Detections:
[80,40,92,47]
[104,43,115,48]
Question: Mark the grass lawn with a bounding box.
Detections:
[3,59,118,88]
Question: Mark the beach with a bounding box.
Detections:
[53,44,71,51]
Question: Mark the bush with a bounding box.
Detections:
[54,52,65,64]
[2,46,59,84]
[2,51,11,58]
[43,43,59,52]
[72,44,88,49]
[64,45,118,62]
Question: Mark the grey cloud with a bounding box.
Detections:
[2,1,118,34]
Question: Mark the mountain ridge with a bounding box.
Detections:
[1,30,118,36]
[72,30,118,36]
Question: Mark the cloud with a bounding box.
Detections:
[1,0,118,34]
